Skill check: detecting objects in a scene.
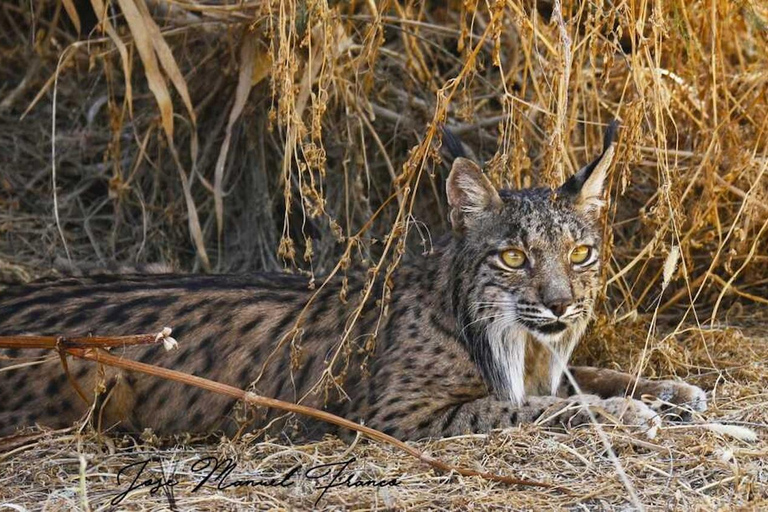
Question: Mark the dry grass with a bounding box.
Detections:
[1,354,766,510]
[1,0,767,509]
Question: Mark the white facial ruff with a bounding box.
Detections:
[486,318,589,404]
[535,320,588,395]
[486,319,527,405]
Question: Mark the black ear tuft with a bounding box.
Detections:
[558,120,619,214]
[602,119,619,151]
[440,125,467,160]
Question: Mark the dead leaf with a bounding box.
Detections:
[133,0,197,126]
[213,34,257,247]
[116,0,209,270]
[116,0,173,137]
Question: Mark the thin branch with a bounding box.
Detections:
[0,334,559,491]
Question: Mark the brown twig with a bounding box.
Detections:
[0,334,558,491]
[0,334,164,350]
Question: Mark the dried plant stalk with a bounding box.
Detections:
[0,334,555,490]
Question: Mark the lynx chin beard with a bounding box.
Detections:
[486,313,590,406]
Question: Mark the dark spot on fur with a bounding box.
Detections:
[14,373,28,388]
[198,310,214,325]
[62,310,90,329]
[174,348,192,366]
[104,306,130,325]
[239,316,263,336]
[177,303,197,316]
[142,311,161,327]
[45,379,60,395]
[238,365,253,385]
[416,418,432,431]
[441,403,463,432]
[201,350,216,374]
[14,392,34,409]
[186,389,202,409]
[384,396,400,407]
[191,411,204,425]
[470,412,480,431]
[382,410,407,423]
[138,379,165,404]
[293,355,316,395]
[139,344,162,364]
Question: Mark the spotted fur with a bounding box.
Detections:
[0,124,706,439]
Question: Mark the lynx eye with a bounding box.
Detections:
[570,245,592,265]
[500,248,527,269]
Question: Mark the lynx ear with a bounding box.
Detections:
[559,120,618,215]
[446,157,502,231]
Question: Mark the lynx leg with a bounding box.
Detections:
[370,394,660,440]
[561,366,707,420]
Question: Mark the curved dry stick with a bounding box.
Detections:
[0,334,162,350]
[59,346,557,490]
[1,334,560,489]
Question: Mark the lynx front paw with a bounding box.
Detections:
[641,380,707,421]
[596,397,662,439]
[536,395,661,439]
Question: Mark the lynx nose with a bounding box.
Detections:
[544,298,572,318]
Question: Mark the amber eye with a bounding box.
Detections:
[500,249,527,269]
[570,245,592,265]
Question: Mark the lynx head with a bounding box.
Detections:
[446,122,617,402]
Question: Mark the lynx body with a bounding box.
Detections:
[0,125,706,439]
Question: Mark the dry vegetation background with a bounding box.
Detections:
[1,0,767,509]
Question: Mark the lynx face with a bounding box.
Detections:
[461,187,602,341]
[446,126,616,403]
